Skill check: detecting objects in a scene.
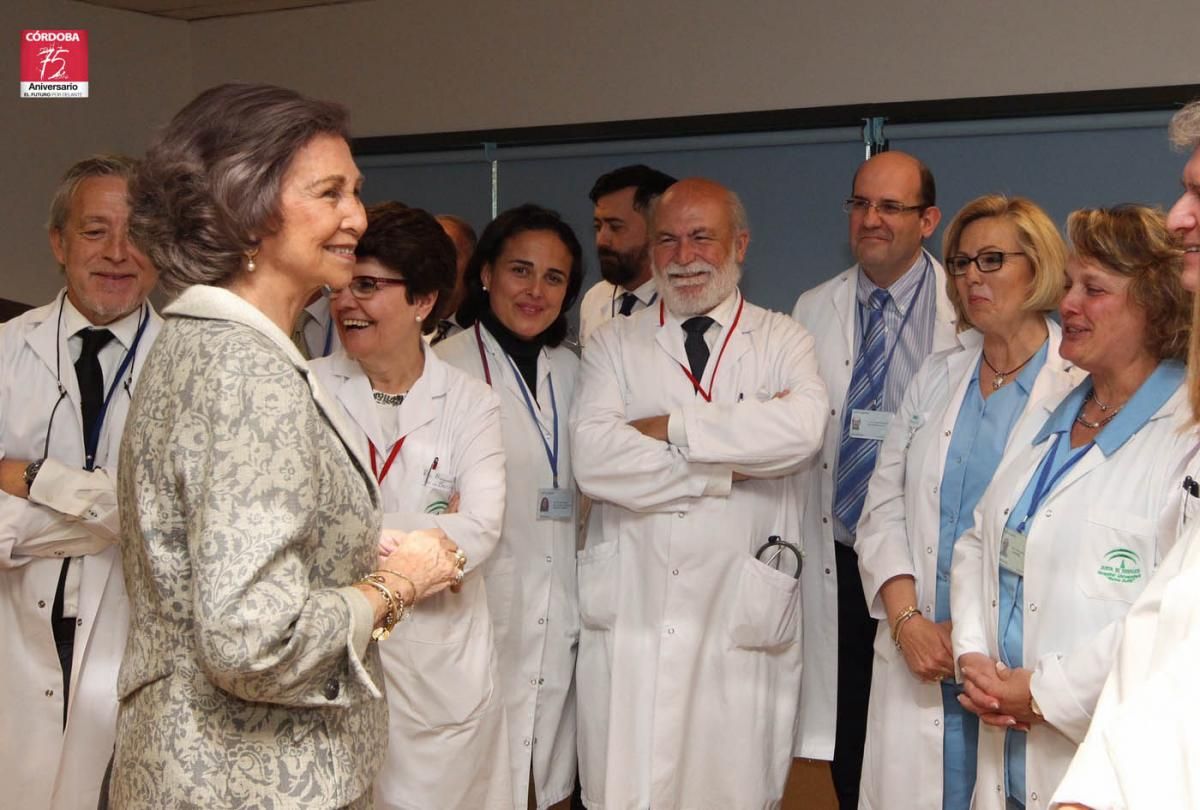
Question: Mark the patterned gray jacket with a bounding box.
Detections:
[111,285,386,809]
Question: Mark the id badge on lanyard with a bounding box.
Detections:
[1002,434,1092,577]
[849,408,893,441]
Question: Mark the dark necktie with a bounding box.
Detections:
[682,316,715,383]
[76,328,115,465]
[53,327,114,726]
[618,292,638,317]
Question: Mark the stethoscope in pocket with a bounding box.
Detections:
[43,294,151,471]
[755,535,803,579]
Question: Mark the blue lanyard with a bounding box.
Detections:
[857,254,929,406]
[84,304,150,471]
[320,314,334,358]
[1015,433,1092,534]
[503,353,560,488]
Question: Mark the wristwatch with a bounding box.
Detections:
[23,459,45,492]
[1029,692,1044,720]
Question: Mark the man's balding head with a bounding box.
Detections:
[847,151,941,287]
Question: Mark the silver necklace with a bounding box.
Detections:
[1074,391,1121,430]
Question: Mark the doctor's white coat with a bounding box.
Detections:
[789,255,957,759]
[951,375,1195,810]
[0,292,161,810]
[854,321,1083,810]
[310,347,512,810]
[437,325,580,810]
[570,293,829,810]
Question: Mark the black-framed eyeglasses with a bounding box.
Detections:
[946,251,1027,276]
[340,276,408,299]
[842,197,926,217]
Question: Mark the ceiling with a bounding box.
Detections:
[76,0,368,21]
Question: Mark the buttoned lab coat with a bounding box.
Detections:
[854,321,1083,810]
[437,327,580,810]
[0,293,161,810]
[1048,446,1200,810]
[951,379,1195,810]
[789,255,957,759]
[570,295,829,810]
[310,347,512,809]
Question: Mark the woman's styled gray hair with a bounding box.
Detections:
[130,82,351,293]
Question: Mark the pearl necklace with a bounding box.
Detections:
[1074,391,1122,430]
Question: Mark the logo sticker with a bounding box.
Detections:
[1098,547,1142,584]
[20,30,88,98]
[425,499,450,515]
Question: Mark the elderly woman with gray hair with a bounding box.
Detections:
[107,83,463,809]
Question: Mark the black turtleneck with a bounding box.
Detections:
[480,308,545,397]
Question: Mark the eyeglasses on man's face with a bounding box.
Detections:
[339,275,409,299]
[842,197,926,217]
[946,251,1027,276]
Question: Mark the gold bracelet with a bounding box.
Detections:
[378,568,418,607]
[891,605,920,650]
[359,574,399,642]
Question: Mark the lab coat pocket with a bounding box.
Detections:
[727,554,801,651]
[1079,508,1155,603]
[384,611,496,730]
[577,540,619,631]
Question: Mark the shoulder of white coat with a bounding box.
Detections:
[0,298,57,348]
[745,300,815,342]
[432,326,478,367]
[442,359,501,410]
[580,280,613,309]
[791,265,855,321]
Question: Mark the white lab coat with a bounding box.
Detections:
[951,376,1195,810]
[310,346,512,810]
[437,325,580,810]
[854,321,1083,810]
[1048,448,1200,810]
[0,292,161,810]
[570,292,829,810]
[789,255,958,759]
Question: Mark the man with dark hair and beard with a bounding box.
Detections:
[578,164,676,345]
[570,178,828,809]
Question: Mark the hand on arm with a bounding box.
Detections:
[959,653,1038,730]
[0,458,30,498]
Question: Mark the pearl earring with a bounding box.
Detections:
[416,314,423,323]
[245,248,259,273]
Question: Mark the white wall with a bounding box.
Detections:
[190,0,1200,137]
[1,0,190,307]
[4,0,1198,305]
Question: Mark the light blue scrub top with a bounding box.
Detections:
[935,343,1047,810]
[998,359,1185,807]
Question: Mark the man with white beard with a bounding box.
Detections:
[570,177,829,809]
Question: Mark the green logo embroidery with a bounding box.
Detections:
[1097,547,1142,584]
[425,499,449,515]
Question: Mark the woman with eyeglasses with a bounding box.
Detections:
[437,204,584,810]
[855,195,1082,810]
[950,204,1194,810]
[310,201,512,809]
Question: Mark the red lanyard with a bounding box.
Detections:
[474,322,493,385]
[659,294,744,402]
[369,436,406,484]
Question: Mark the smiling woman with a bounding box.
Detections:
[108,84,465,809]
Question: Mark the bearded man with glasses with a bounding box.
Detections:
[791,150,958,808]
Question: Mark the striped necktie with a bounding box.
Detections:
[833,289,890,534]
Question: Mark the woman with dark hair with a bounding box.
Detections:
[437,203,584,810]
[111,84,462,808]
[311,201,512,809]
[951,204,1195,810]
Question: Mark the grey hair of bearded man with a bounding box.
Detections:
[1169,100,1200,150]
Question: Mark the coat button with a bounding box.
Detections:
[1030,603,1038,612]
[822,463,829,470]
[538,678,544,685]
[38,600,46,609]
[944,430,951,437]
[538,617,545,625]
[323,678,340,700]
[932,485,938,494]
[1031,792,1039,801]
[531,678,538,686]
[934,719,940,726]
[822,516,829,524]
[667,627,675,635]
[825,568,832,575]
[523,738,531,747]
[991,599,998,607]
[926,546,933,554]
[830,409,836,416]
[545,556,552,563]
[672,569,679,576]
[45,689,54,697]
[77,618,83,626]
[677,512,685,519]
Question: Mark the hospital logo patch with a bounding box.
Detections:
[1097,548,1142,584]
[425,499,449,515]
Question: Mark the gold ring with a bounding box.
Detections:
[454,549,467,569]
[453,568,465,585]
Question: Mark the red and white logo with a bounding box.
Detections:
[20,30,89,98]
